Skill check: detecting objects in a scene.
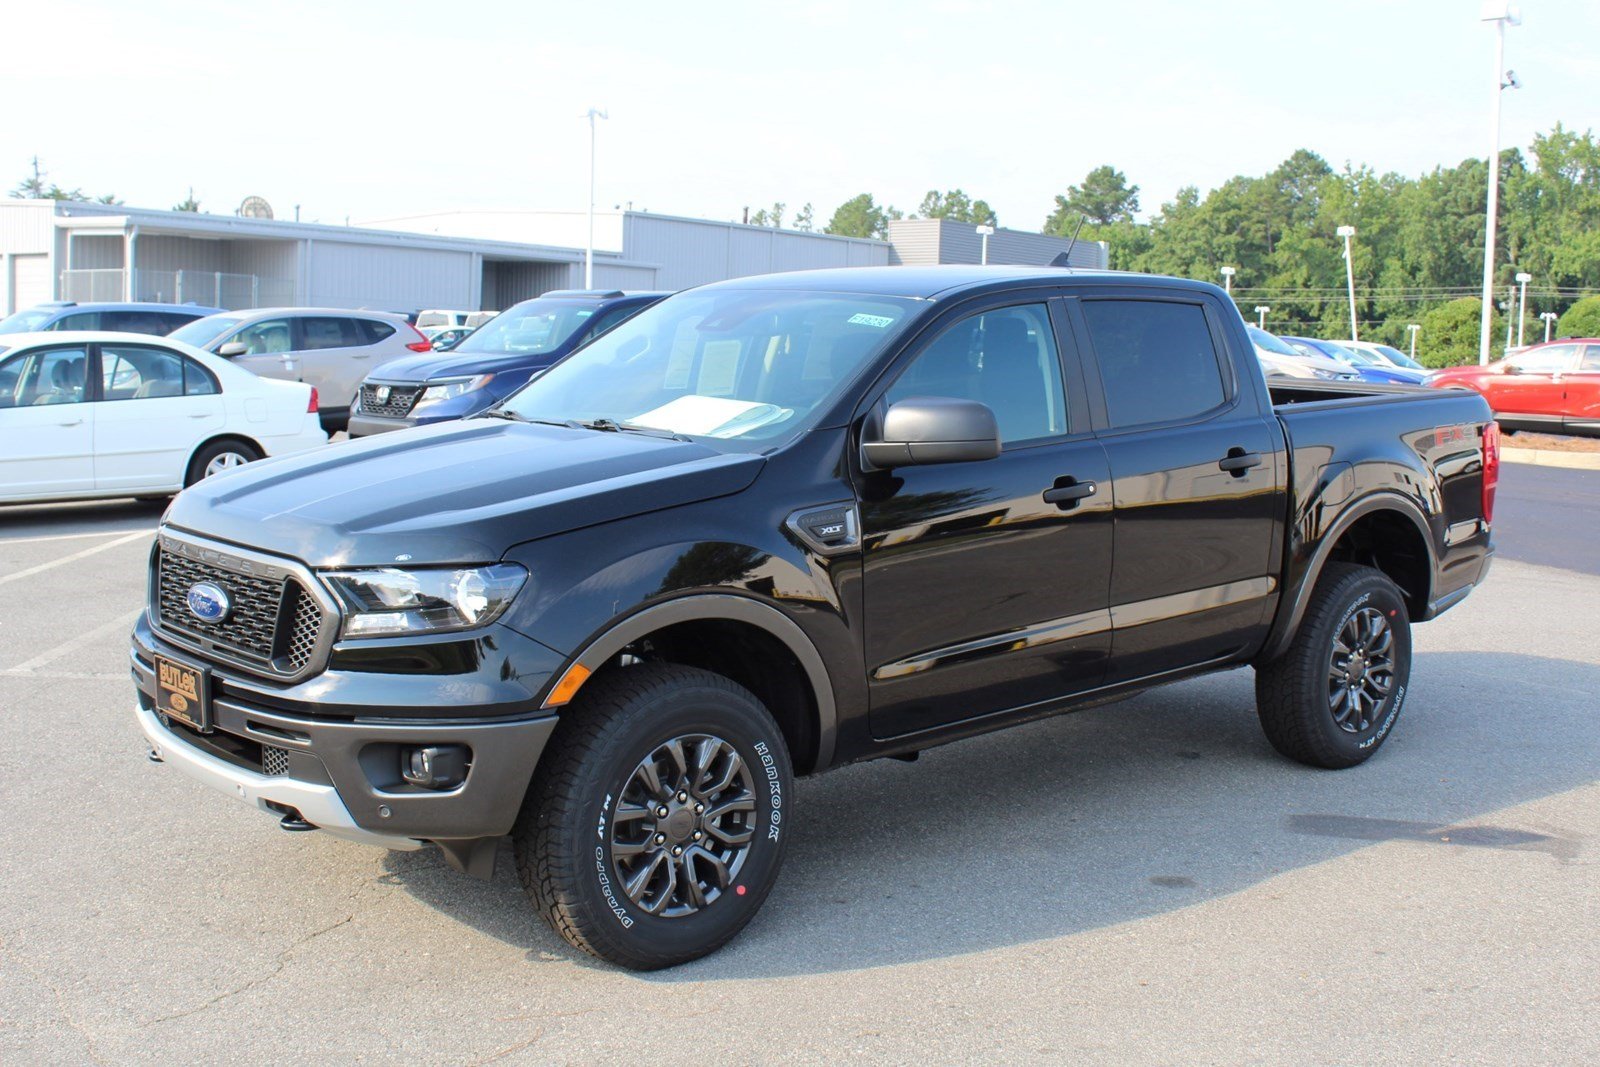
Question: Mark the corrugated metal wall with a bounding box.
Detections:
[590,263,660,291]
[69,235,123,269]
[223,240,299,285]
[133,236,226,272]
[0,201,54,253]
[307,241,476,309]
[625,214,889,291]
[484,261,573,308]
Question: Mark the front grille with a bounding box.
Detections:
[152,542,332,679]
[359,382,422,418]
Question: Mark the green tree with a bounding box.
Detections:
[173,189,201,212]
[1045,165,1140,231]
[792,202,814,232]
[748,202,786,228]
[916,188,996,226]
[1557,295,1600,338]
[824,193,901,240]
[1419,297,1497,368]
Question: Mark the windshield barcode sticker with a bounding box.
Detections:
[847,313,895,328]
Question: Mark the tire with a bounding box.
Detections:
[1255,562,1413,769]
[185,439,263,486]
[513,663,793,970]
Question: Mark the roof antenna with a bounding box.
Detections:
[1047,214,1087,268]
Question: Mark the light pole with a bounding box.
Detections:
[1501,299,1514,358]
[1407,323,1421,360]
[1515,271,1531,346]
[1220,265,1235,295]
[975,224,995,265]
[584,106,608,289]
[1478,2,1522,364]
[1539,310,1558,342]
[1336,225,1359,341]
[1254,305,1271,330]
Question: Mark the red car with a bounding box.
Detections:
[1427,338,1600,436]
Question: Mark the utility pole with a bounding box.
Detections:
[584,107,608,290]
[1515,271,1531,346]
[1478,3,1522,364]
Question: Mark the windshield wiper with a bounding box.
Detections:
[479,410,584,430]
[579,418,692,442]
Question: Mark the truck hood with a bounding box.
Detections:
[366,348,555,383]
[165,420,765,567]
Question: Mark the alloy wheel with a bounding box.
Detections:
[1327,606,1395,732]
[608,734,758,918]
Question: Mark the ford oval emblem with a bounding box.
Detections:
[186,581,231,623]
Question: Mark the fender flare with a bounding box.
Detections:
[1260,490,1437,663]
[549,593,838,772]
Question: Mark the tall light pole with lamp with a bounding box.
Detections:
[1501,299,1515,357]
[1254,305,1270,330]
[1478,2,1522,364]
[1407,323,1421,360]
[1337,225,1359,341]
[975,224,995,265]
[1515,271,1532,346]
[584,107,608,290]
[1220,265,1235,295]
[1539,310,1558,342]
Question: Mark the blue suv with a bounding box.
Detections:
[0,301,224,336]
[347,290,669,437]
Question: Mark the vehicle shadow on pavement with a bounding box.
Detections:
[380,650,1596,978]
[0,497,167,536]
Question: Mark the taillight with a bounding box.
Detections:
[1481,421,1500,525]
[405,324,432,353]
[307,387,319,414]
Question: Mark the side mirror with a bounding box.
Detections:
[861,396,1001,469]
[217,342,247,358]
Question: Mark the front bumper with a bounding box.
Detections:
[132,618,561,846]
[347,412,420,437]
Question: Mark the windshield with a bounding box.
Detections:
[451,298,604,356]
[1375,344,1421,369]
[1319,343,1371,365]
[169,315,242,348]
[0,309,54,334]
[499,289,921,450]
[1247,325,1302,357]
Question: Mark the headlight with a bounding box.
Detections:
[322,564,527,638]
[420,374,494,403]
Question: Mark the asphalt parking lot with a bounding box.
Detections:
[2,463,1597,1064]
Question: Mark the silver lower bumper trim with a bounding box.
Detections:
[135,703,424,852]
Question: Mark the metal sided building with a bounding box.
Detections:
[886,218,1108,269]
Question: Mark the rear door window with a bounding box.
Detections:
[1580,346,1600,372]
[1081,300,1228,429]
[297,317,364,350]
[51,312,101,331]
[100,344,187,400]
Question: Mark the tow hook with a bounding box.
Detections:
[146,747,163,764]
[264,801,317,832]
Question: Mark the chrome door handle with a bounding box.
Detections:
[1043,478,1097,509]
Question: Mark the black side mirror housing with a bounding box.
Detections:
[861,396,1001,469]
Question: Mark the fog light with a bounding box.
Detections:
[401,744,470,789]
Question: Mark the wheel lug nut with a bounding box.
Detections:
[672,846,683,856]
[692,830,702,841]
[677,791,688,802]
[656,806,669,817]
[654,833,665,844]
[694,803,704,814]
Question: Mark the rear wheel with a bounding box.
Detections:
[514,663,792,970]
[1255,563,1413,768]
[185,439,262,486]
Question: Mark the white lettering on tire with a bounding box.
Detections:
[755,740,782,842]
[594,845,634,928]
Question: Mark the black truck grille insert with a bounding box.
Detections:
[359,383,422,417]
[154,548,326,676]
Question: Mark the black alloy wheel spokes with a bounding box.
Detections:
[1327,606,1395,733]
[609,734,758,918]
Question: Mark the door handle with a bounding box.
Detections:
[1043,477,1097,509]
[56,419,84,427]
[1218,448,1263,476]
[188,413,211,419]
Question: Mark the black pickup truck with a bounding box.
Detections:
[132,266,1497,969]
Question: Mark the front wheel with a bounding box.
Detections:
[1255,562,1413,769]
[514,663,793,970]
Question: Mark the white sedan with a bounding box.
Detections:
[0,331,327,504]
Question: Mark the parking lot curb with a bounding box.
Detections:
[1501,447,1600,471]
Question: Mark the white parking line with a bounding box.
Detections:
[0,529,151,585]
[0,528,156,547]
[1,608,144,674]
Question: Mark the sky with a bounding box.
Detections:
[5,0,1596,230]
